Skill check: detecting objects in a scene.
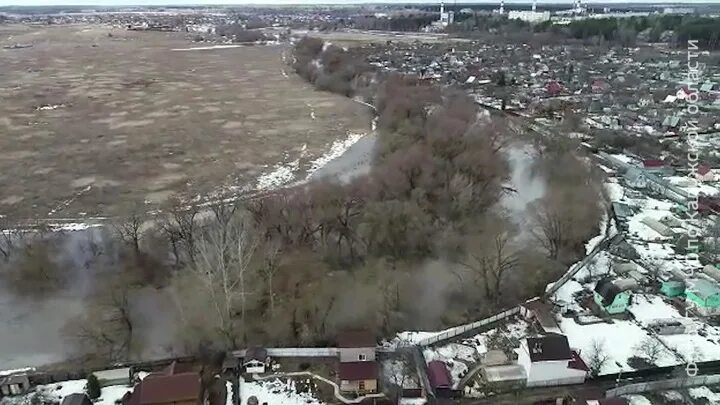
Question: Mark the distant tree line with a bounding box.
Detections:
[535,15,720,49]
[292,37,374,97]
[215,23,268,43]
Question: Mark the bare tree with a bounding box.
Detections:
[259,237,281,315]
[587,339,610,376]
[457,220,518,307]
[160,200,200,267]
[113,207,145,257]
[634,336,664,365]
[177,205,259,348]
[64,274,139,363]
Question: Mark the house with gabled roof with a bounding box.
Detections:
[516,334,588,387]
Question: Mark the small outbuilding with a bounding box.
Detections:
[93,368,131,387]
[0,373,31,397]
[243,347,269,374]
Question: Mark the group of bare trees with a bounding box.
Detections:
[292,37,374,98]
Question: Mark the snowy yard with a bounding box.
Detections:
[558,317,680,374]
[1,379,132,405]
[239,377,325,405]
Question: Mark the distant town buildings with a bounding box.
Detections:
[508,10,551,23]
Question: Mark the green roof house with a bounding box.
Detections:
[661,280,685,298]
[594,278,632,315]
[685,278,720,316]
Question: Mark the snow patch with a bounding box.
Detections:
[239,377,323,405]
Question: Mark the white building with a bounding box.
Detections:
[508,10,551,23]
[439,2,455,27]
[516,334,588,387]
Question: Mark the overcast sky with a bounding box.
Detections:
[0,0,714,6]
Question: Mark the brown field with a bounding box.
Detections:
[0,24,371,221]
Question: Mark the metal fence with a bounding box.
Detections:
[232,347,340,358]
[544,232,622,298]
[607,374,720,397]
[416,307,521,347]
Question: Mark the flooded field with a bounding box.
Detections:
[0,24,372,222]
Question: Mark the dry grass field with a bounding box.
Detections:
[0,24,371,221]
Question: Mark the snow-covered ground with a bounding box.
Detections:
[423,344,475,387]
[171,45,245,51]
[624,394,652,405]
[239,377,324,405]
[2,379,133,405]
[689,386,720,402]
[558,316,680,374]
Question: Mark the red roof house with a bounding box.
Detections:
[546,81,563,96]
[123,363,201,405]
[696,164,716,182]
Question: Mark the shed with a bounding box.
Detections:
[426,361,452,394]
[482,364,526,384]
[93,368,131,387]
[661,280,685,297]
[482,350,509,366]
[0,374,30,397]
[641,217,673,237]
[243,347,268,374]
[612,202,634,220]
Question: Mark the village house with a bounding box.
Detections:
[685,278,720,316]
[337,330,378,395]
[593,278,632,315]
[516,334,588,387]
[122,362,202,405]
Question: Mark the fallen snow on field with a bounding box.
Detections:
[689,386,720,402]
[558,317,679,374]
[25,379,132,405]
[628,294,683,326]
[462,318,529,357]
[423,348,468,388]
[226,381,233,405]
[624,395,652,405]
[171,45,244,51]
[304,132,364,180]
[605,181,625,202]
[552,279,585,311]
[255,158,300,190]
[386,331,444,347]
[424,343,477,363]
[0,367,34,377]
[659,326,720,363]
[666,176,719,197]
[239,377,324,405]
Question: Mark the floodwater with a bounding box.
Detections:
[309,133,376,183]
[0,229,180,369]
[501,144,547,240]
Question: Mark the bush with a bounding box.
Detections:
[86,374,101,400]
